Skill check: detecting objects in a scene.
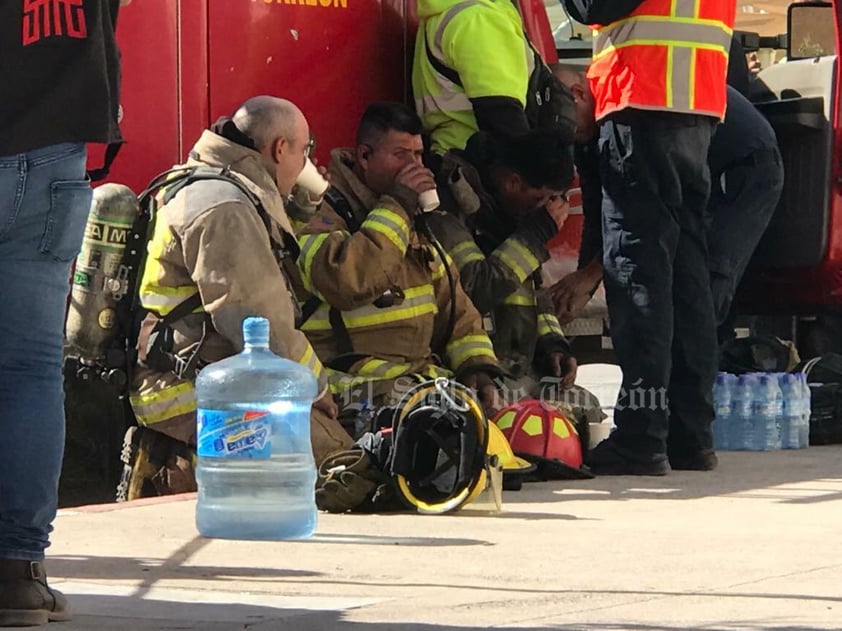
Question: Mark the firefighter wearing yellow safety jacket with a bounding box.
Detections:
[426,130,603,423]
[123,96,353,500]
[297,103,502,419]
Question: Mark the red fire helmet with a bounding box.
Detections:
[491,400,592,479]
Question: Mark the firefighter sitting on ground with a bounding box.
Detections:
[296,102,502,423]
[425,129,603,422]
[123,96,353,500]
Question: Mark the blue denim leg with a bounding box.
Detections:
[0,142,91,561]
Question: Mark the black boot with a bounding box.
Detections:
[0,559,71,627]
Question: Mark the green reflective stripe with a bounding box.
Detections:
[327,369,371,394]
[129,381,197,427]
[447,334,496,367]
[298,232,333,282]
[138,222,174,305]
[302,286,437,331]
[502,283,536,307]
[295,344,324,378]
[301,302,330,332]
[326,359,413,394]
[593,17,733,57]
[450,240,485,268]
[362,208,411,253]
[492,239,541,283]
[537,313,565,338]
[358,358,413,380]
[140,289,204,316]
[338,296,436,329]
[418,364,452,379]
[430,244,454,281]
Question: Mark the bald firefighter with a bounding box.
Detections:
[426,130,601,421]
[297,102,501,418]
[122,96,353,500]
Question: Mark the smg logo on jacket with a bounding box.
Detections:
[23,0,88,46]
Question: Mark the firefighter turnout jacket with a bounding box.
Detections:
[413,0,534,154]
[129,131,328,444]
[426,141,571,382]
[297,149,500,402]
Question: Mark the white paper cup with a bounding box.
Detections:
[296,157,329,198]
[418,188,440,213]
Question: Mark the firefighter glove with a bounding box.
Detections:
[316,470,379,513]
[316,449,384,513]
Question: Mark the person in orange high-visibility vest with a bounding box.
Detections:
[563,0,736,476]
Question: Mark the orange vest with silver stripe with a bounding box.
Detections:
[588,0,735,121]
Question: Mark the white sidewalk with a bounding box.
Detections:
[45,446,842,631]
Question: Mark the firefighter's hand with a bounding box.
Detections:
[313,390,339,420]
[462,371,500,418]
[550,262,603,324]
[389,163,436,215]
[544,194,570,231]
[549,352,578,389]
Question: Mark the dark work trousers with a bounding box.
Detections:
[600,110,718,461]
[708,149,784,327]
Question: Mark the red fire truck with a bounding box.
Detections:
[63,0,842,504]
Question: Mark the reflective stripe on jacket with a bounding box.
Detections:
[428,149,570,380]
[130,131,326,441]
[588,0,736,120]
[413,0,533,153]
[297,148,499,398]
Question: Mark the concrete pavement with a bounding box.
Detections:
[42,446,842,630]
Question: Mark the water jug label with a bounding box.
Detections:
[197,409,272,458]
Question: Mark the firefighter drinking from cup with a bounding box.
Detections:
[122,96,353,500]
[296,102,502,422]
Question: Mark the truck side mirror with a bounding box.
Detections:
[787,1,835,60]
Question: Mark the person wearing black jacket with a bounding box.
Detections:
[0,1,126,626]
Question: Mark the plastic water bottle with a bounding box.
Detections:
[753,375,782,451]
[731,375,755,450]
[799,373,812,448]
[195,317,319,540]
[778,374,801,449]
[713,373,734,450]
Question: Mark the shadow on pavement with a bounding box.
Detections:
[57,594,836,631]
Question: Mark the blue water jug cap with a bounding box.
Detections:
[243,316,270,346]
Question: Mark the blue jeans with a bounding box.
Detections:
[0,143,91,561]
